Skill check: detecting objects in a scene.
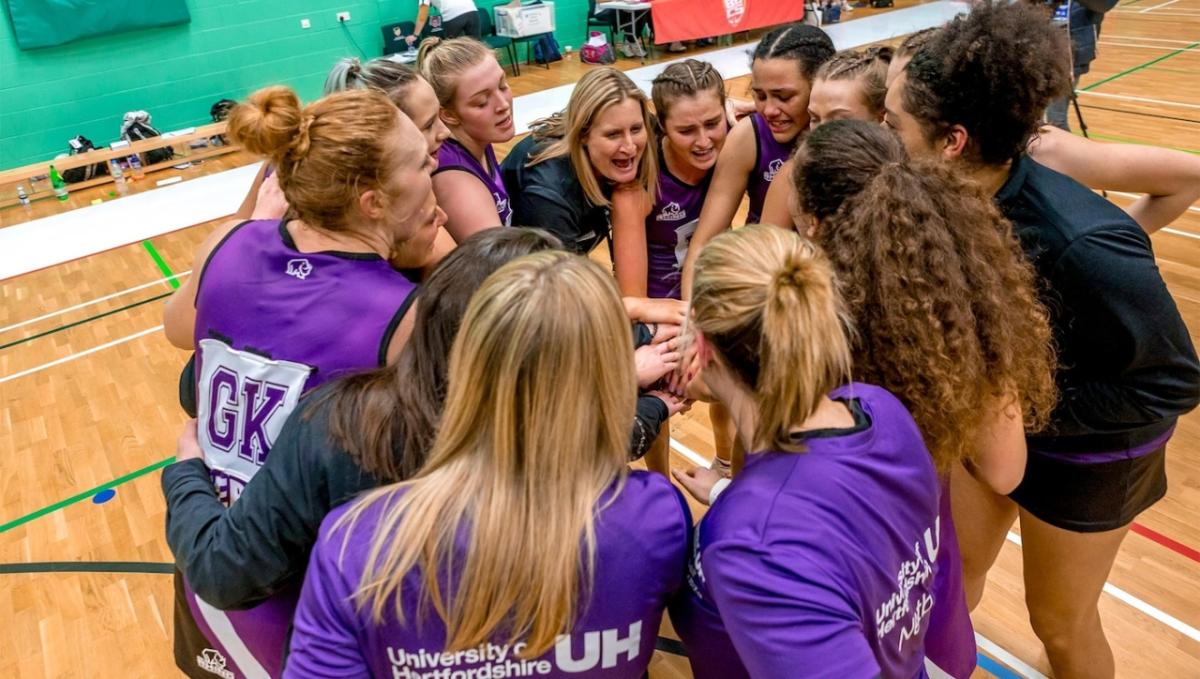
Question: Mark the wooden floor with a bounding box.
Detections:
[3,2,1200,676]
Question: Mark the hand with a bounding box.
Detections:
[405,34,417,46]
[669,341,701,395]
[647,389,692,416]
[651,322,679,345]
[250,173,288,220]
[726,97,756,122]
[635,339,682,388]
[176,419,204,462]
[672,466,724,505]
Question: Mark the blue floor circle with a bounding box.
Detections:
[92,488,117,504]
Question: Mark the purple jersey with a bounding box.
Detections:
[435,137,513,227]
[670,383,975,679]
[182,218,418,678]
[746,112,791,225]
[286,472,691,678]
[645,152,711,299]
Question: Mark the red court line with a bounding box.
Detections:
[1131,522,1200,563]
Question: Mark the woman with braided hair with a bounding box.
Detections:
[679,24,835,296]
[759,45,894,229]
[610,59,737,476]
[161,85,445,678]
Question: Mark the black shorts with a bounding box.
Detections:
[1009,445,1167,533]
[441,10,480,39]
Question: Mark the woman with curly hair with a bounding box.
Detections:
[885,4,1199,676]
[886,26,1200,234]
[789,119,1057,678]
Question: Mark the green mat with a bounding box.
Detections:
[5,0,190,50]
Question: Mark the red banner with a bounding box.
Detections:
[649,0,807,44]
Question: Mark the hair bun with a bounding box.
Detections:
[228,85,303,160]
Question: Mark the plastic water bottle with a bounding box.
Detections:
[128,154,145,180]
[49,165,69,202]
[17,185,30,206]
[564,45,574,60]
[110,159,128,194]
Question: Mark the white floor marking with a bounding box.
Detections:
[1140,0,1181,13]
[1004,532,1200,643]
[975,634,1049,679]
[0,272,190,335]
[1105,34,1199,44]
[0,326,163,384]
[1075,90,1200,110]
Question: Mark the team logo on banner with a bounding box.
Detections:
[724,0,747,27]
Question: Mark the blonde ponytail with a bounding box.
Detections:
[691,225,852,451]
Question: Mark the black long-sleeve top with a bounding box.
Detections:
[997,155,1200,454]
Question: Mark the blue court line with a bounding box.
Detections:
[977,651,1023,679]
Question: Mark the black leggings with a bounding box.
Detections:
[441,10,480,39]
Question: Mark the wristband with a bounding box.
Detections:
[708,477,732,505]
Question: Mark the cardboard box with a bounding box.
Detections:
[494,2,555,38]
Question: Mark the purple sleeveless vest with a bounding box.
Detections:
[746,112,792,225]
[646,150,712,299]
[181,218,418,678]
[435,137,513,226]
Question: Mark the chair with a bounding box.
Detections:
[586,0,615,45]
[381,21,414,55]
[477,5,521,76]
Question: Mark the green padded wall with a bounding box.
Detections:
[0,0,591,168]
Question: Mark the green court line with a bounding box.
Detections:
[1076,130,1200,155]
[0,561,173,575]
[0,292,171,351]
[0,457,173,535]
[141,240,181,290]
[1083,42,1200,92]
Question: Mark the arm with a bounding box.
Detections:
[433,170,503,243]
[630,395,670,461]
[383,300,418,365]
[760,158,798,231]
[163,218,245,350]
[232,163,269,220]
[703,541,881,678]
[969,396,1027,495]
[421,227,457,278]
[681,118,757,299]
[611,186,652,297]
[163,412,336,610]
[1049,228,1200,432]
[623,296,687,325]
[409,3,431,43]
[1029,126,1200,232]
[284,520,372,678]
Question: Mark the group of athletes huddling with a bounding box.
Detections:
[159,3,1200,678]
